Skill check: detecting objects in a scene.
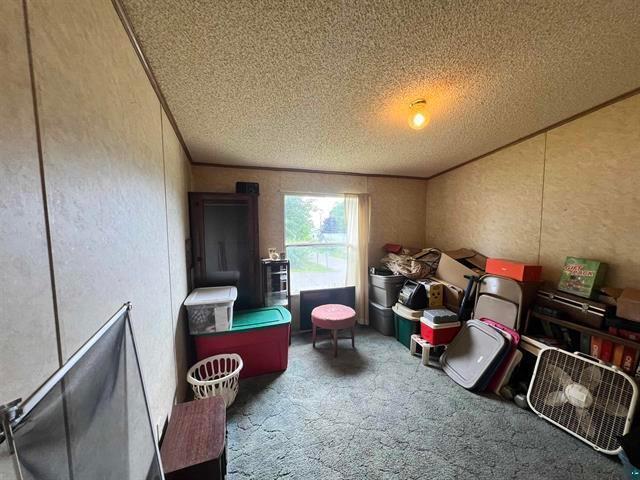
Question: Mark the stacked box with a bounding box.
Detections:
[557,257,607,299]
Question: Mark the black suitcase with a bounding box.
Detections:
[535,285,612,329]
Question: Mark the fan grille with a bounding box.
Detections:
[529,348,635,452]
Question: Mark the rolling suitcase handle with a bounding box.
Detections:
[458,274,481,321]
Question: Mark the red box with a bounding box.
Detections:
[485,258,542,282]
[420,317,461,345]
[194,307,290,379]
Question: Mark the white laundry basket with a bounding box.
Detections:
[187,353,243,407]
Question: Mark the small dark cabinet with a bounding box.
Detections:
[189,192,260,309]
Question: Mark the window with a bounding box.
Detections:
[285,194,349,293]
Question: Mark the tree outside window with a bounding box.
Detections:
[284,195,348,293]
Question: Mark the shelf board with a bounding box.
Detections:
[266,299,289,307]
[529,311,640,349]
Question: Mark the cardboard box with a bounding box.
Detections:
[444,248,487,272]
[435,252,480,291]
[617,288,640,323]
[421,278,443,308]
[433,250,487,313]
[432,277,465,313]
[486,258,542,282]
[557,257,607,299]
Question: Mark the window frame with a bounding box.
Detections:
[283,193,349,294]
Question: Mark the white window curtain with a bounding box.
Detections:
[345,194,370,325]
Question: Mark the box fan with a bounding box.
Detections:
[527,348,637,454]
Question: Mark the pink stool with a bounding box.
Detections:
[311,304,357,357]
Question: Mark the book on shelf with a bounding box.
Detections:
[529,313,640,374]
[580,333,591,355]
[586,330,640,374]
[622,347,639,375]
[608,326,640,342]
[600,340,614,363]
[612,344,624,368]
[605,316,640,334]
[590,336,603,359]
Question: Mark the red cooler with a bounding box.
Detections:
[194,306,291,378]
[420,317,461,345]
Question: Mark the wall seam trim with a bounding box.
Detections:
[23,2,76,478]
[22,0,64,368]
[537,133,548,264]
[160,107,180,407]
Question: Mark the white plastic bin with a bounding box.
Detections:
[184,286,238,334]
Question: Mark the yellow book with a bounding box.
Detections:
[612,344,625,367]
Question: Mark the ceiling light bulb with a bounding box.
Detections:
[408,99,430,130]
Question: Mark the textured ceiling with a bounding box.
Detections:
[121,0,640,177]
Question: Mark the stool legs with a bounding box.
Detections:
[312,324,317,348]
[410,334,433,366]
[312,325,356,357]
[421,343,431,366]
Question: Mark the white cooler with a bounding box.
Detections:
[184,286,238,334]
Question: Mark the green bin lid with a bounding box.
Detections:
[232,306,291,333]
[192,306,291,336]
[231,306,291,332]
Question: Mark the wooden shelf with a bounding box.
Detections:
[529,311,640,350]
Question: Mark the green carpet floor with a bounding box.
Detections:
[226,327,622,479]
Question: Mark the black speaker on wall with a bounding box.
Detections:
[236,182,259,195]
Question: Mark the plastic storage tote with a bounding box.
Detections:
[369,301,395,336]
[392,305,420,349]
[185,286,238,334]
[369,271,405,307]
[393,303,423,320]
[193,306,291,379]
[419,317,461,345]
[440,319,510,391]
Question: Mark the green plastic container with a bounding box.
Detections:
[393,309,420,349]
[193,306,291,379]
[229,306,291,332]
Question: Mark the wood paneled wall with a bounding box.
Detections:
[0,2,191,464]
[427,93,640,289]
[191,166,428,268]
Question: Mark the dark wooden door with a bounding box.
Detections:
[189,192,260,309]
